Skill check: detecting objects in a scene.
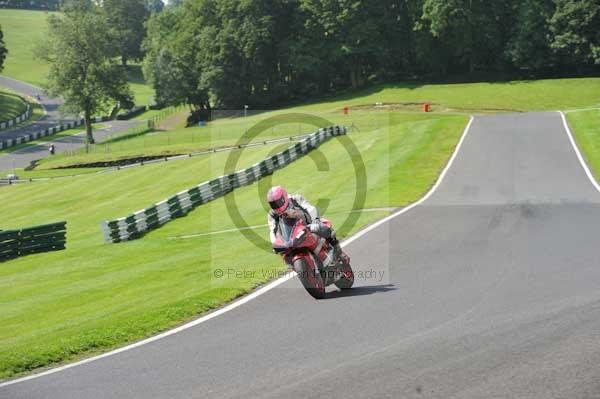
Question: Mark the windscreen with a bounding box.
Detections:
[278,217,297,243]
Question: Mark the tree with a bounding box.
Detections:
[103,0,150,66]
[0,25,7,73]
[142,4,205,107]
[549,0,600,66]
[419,0,515,74]
[36,1,132,143]
[140,0,597,110]
[506,0,556,70]
[299,0,387,89]
[3,0,61,10]
[145,0,164,13]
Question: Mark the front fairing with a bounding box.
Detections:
[272,218,313,252]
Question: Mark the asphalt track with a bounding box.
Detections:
[0,76,65,141]
[3,111,600,398]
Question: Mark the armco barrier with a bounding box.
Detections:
[0,221,67,262]
[0,103,31,131]
[0,115,110,151]
[101,125,347,243]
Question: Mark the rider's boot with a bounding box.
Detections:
[330,235,346,264]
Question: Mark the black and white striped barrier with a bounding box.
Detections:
[0,115,110,151]
[0,104,31,131]
[101,125,347,243]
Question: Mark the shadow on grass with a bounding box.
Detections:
[124,64,146,85]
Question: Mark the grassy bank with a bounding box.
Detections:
[567,109,600,182]
[0,112,467,379]
[297,78,600,113]
[0,91,28,122]
[0,9,50,87]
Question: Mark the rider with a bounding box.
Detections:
[267,186,343,258]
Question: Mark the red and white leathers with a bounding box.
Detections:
[268,194,319,242]
[267,193,342,257]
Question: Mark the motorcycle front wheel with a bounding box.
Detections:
[334,261,354,290]
[293,258,326,299]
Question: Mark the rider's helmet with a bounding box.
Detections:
[267,186,289,215]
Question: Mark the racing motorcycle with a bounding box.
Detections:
[272,217,354,299]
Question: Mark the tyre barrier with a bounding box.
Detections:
[0,221,67,262]
[101,125,347,243]
[0,103,31,131]
[0,115,111,151]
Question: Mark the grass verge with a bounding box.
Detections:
[566,109,600,182]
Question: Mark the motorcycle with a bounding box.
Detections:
[272,216,354,299]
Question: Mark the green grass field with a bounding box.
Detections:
[0,9,153,106]
[297,78,600,113]
[567,109,600,182]
[0,9,50,87]
[0,111,467,379]
[0,90,28,122]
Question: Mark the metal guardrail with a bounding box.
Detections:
[0,221,67,262]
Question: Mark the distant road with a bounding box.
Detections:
[0,75,66,142]
[0,76,144,172]
[2,111,600,398]
[0,120,142,172]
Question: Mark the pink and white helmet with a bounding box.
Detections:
[267,186,289,215]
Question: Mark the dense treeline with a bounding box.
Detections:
[0,0,61,10]
[0,0,163,13]
[143,0,600,111]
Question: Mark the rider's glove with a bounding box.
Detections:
[284,209,302,219]
[309,223,321,234]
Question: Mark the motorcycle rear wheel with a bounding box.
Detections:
[294,258,326,299]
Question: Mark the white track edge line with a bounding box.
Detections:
[0,116,474,388]
[558,111,600,193]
